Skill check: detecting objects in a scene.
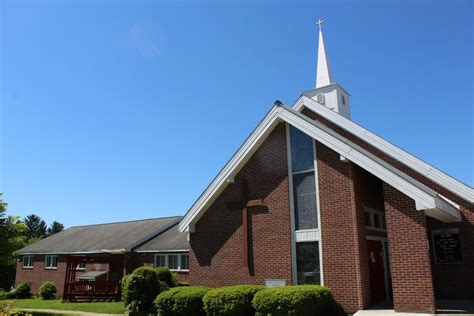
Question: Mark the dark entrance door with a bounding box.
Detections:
[367,240,386,304]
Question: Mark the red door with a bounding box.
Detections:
[367,240,386,304]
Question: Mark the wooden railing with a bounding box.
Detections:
[63,281,121,301]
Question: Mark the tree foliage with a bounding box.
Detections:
[0,193,26,290]
[24,214,47,240]
[47,221,64,236]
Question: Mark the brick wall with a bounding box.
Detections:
[189,123,293,287]
[383,183,436,313]
[317,142,370,313]
[303,106,474,302]
[15,255,67,296]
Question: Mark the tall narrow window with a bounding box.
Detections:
[290,126,318,230]
[154,255,166,267]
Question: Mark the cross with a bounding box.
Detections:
[228,179,265,269]
[316,18,324,31]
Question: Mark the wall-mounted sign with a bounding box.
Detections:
[265,279,286,288]
[432,228,463,264]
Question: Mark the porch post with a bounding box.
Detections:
[383,183,436,314]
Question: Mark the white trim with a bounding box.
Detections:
[286,124,298,285]
[180,104,461,233]
[135,249,189,253]
[295,229,320,242]
[294,95,473,203]
[154,253,189,271]
[313,139,324,286]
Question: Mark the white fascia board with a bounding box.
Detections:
[135,249,189,253]
[180,103,460,231]
[293,95,474,203]
[279,107,461,222]
[179,107,283,232]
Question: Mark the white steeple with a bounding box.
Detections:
[315,19,333,88]
[308,19,352,119]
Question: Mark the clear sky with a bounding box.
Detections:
[1,0,472,227]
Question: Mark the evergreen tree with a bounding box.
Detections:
[47,221,64,236]
[24,214,47,240]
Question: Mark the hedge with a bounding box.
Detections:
[155,286,210,316]
[0,291,16,300]
[252,285,341,316]
[122,267,164,314]
[203,285,264,316]
[39,282,57,300]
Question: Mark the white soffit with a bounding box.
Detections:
[293,95,474,204]
[179,103,461,232]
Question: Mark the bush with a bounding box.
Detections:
[155,286,210,316]
[122,267,164,314]
[203,285,264,316]
[14,282,31,299]
[252,285,340,316]
[155,267,176,288]
[0,291,16,300]
[176,281,190,287]
[39,282,57,300]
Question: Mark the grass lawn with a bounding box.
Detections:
[1,298,126,314]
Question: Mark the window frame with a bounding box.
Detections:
[364,207,387,232]
[22,256,34,269]
[44,255,58,270]
[154,253,189,272]
[76,262,86,270]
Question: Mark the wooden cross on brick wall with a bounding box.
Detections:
[228,179,265,269]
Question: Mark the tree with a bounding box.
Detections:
[47,221,64,236]
[24,214,47,240]
[0,193,26,289]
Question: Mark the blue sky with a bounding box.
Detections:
[1,0,472,227]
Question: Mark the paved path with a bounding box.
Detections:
[19,308,124,316]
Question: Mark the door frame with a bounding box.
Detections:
[366,235,390,301]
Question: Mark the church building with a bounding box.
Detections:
[179,21,474,314]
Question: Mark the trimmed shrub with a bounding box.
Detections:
[155,267,176,288]
[176,281,190,287]
[252,285,340,316]
[39,282,57,300]
[0,291,16,300]
[203,285,264,316]
[159,281,170,292]
[122,267,163,314]
[155,286,210,316]
[14,282,31,299]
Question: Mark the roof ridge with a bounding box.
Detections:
[69,215,183,229]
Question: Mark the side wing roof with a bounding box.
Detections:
[179,102,464,232]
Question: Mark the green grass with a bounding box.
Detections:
[1,298,126,314]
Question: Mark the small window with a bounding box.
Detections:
[364,208,386,232]
[154,255,166,268]
[23,256,33,268]
[180,254,189,270]
[168,255,179,270]
[342,95,346,105]
[45,255,58,269]
[76,262,86,270]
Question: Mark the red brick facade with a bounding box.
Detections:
[383,184,436,313]
[189,123,293,286]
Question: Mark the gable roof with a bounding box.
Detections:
[179,101,464,232]
[294,93,474,204]
[135,224,189,252]
[19,216,182,255]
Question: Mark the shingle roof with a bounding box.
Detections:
[135,224,188,252]
[18,216,182,254]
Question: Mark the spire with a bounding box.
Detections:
[315,19,333,89]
